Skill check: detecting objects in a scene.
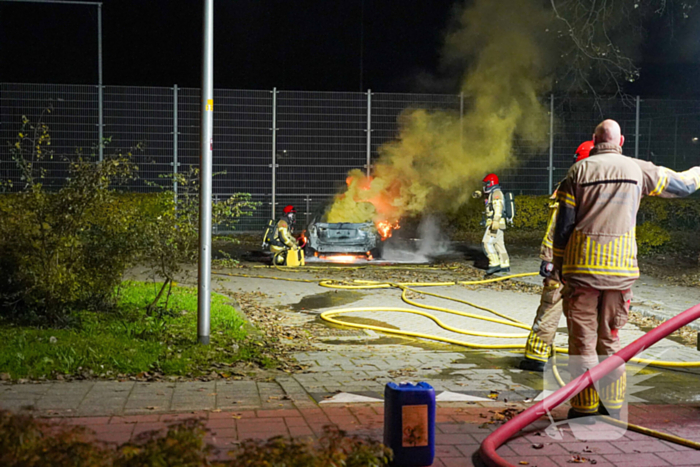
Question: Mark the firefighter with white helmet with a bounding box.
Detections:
[473,173,510,275]
[519,141,594,372]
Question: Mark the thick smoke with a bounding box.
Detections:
[327,0,552,224]
[381,215,452,263]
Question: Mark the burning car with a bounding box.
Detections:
[304,203,384,259]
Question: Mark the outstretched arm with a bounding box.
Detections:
[637,160,700,198]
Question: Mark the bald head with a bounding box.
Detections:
[593,119,624,147]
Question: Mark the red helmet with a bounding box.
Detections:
[282,205,296,231]
[482,173,499,193]
[574,141,594,163]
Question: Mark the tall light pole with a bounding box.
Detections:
[0,0,103,160]
[198,0,214,345]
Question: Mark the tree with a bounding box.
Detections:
[0,113,142,323]
[549,0,698,99]
[140,168,257,313]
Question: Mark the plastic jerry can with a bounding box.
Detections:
[383,382,435,467]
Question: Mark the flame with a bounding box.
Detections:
[320,254,363,263]
[325,0,552,232]
[297,231,308,248]
[376,219,400,241]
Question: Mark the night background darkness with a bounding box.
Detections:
[2,0,700,96]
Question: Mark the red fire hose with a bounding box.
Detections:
[480,303,700,467]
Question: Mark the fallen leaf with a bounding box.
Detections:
[532,443,544,449]
[519,462,529,465]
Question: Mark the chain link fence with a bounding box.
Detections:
[3,82,700,230]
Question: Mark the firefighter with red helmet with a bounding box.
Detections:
[519,141,594,372]
[268,205,301,265]
[474,173,509,275]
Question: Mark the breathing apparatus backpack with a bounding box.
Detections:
[261,218,276,249]
[504,192,516,225]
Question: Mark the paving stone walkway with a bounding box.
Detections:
[29,402,700,466]
[3,259,699,465]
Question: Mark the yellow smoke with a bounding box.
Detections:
[327,0,552,224]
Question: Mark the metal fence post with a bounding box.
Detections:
[271,87,278,219]
[674,116,678,168]
[548,94,554,194]
[365,89,372,177]
[306,194,310,226]
[172,84,179,200]
[459,91,464,151]
[635,95,640,158]
[97,2,103,162]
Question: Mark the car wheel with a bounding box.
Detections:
[369,247,382,260]
[305,245,317,258]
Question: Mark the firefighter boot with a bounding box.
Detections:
[567,408,597,425]
[597,404,622,420]
[518,357,546,372]
[485,253,502,275]
[568,387,600,425]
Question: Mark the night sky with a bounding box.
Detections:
[1,0,699,96]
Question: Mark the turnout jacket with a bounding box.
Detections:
[486,188,506,230]
[273,219,297,248]
[552,143,700,290]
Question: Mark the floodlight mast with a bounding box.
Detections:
[197,0,214,345]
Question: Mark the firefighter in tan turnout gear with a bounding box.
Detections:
[553,120,700,422]
[474,174,510,275]
[264,205,304,266]
[518,141,594,372]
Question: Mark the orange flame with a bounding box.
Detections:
[376,220,400,241]
[321,254,363,263]
[297,231,308,248]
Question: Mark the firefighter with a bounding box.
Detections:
[478,173,509,275]
[553,120,700,421]
[269,205,301,265]
[518,141,594,372]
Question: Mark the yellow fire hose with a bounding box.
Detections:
[213,268,700,368]
[212,267,700,449]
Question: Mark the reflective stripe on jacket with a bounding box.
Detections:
[540,190,558,262]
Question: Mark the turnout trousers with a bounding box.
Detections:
[524,277,564,362]
[562,285,632,414]
[482,228,509,268]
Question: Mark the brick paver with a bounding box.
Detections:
[6,403,696,466]
[4,262,700,465]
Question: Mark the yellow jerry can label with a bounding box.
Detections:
[402,404,428,447]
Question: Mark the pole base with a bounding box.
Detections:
[198,335,210,345]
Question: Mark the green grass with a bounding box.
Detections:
[0,282,272,380]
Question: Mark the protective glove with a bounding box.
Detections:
[472,190,482,199]
[539,260,554,278]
